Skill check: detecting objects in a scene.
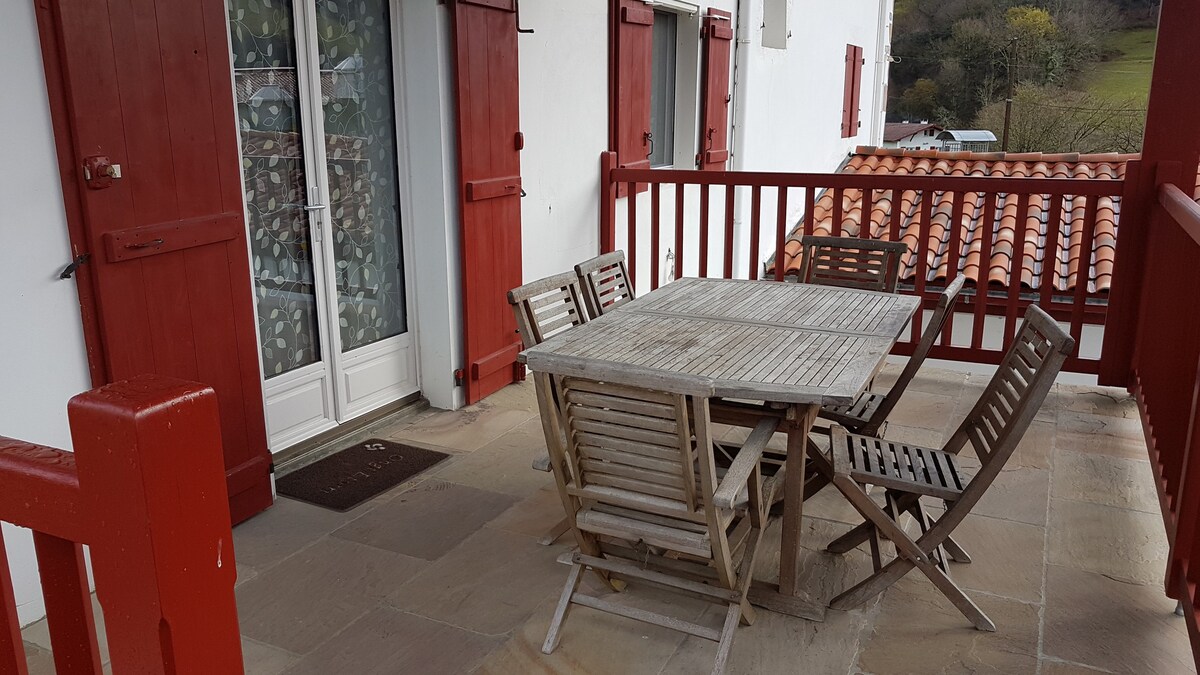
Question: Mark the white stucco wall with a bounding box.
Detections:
[0,1,94,626]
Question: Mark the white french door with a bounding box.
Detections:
[228,0,419,451]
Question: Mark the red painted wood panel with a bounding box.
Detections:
[699,9,733,171]
[37,0,272,524]
[450,0,525,403]
[841,44,863,138]
[32,533,102,674]
[613,0,654,195]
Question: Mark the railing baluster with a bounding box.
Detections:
[1070,194,1099,350]
[627,182,638,289]
[912,187,935,342]
[832,187,844,237]
[1040,193,1065,310]
[1005,192,1032,348]
[650,183,661,290]
[942,189,967,346]
[972,192,998,350]
[775,186,788,281]
[724,184,736,279]
[674,183,685,281]
[863,188,874,238]
[889,187,903,243]
[0,529,28,675]
[699,184,711,277]
[33,532,102,674]
[749,185,762,280]
[803,185,815,237]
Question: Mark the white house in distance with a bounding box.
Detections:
[1,0,894,626]
[882,121,944,150]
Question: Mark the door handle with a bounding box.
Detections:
[304,203,328,212]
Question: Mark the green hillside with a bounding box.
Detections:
[1087,28,1156,101]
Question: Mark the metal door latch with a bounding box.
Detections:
[83,156,121,189]
[59,253,90,280]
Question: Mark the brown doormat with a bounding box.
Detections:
[276,439,449,511]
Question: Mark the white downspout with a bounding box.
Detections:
[870,0,894,144]
[730,0,753,275]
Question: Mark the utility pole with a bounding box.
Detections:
[1002,37,1019,152]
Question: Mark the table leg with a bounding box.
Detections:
[747,403,825,621]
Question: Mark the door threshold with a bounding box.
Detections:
[273,392,427,477]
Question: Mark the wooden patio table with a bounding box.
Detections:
[521,277,919,620]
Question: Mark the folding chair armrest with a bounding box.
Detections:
[713,418,779,510]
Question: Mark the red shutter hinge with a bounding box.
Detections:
[454,369,465,387]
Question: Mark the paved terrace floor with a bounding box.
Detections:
[21,366,1195,674]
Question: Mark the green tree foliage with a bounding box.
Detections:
[974,84,1145,152]
[889,0,1132,126]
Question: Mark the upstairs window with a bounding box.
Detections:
[650,10,678,167]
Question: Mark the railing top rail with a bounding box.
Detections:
[610,166,1126,196]
[0,437,84,541]
[1160,183,1200,247]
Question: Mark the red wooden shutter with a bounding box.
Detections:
[449,0,525,404]
[611,0,654,194]
[36,0,272,524]
[841,44,864,138]
[699,9,733,170]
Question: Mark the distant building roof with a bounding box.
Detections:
[883,122,943,142]
[937,129,998,142]
[770,147,1136,295]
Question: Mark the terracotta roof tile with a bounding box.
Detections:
[770,148,1135,294]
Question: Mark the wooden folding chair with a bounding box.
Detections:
[532,370,778,675]
[507,271,591,544]
[793,235,908,292]
[820,275,967,436]
[822,305,1074,630]
[575,250,635,318]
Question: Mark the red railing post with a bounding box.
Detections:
[599,151,618,254]
[68,376,243,673]
[1099,159,1150,386]
[0,529,26,675]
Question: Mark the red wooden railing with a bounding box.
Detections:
[599,151,1126,375]
[0,376,243,673]
[1131,182,1200,654]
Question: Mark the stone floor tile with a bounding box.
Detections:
[855,575,1041,674]
[1011,418,1056,470]
[754,517,875,600]
[389,400,536,453]
[1039,659,1115,674]
[242,637,298,675]
[332,480,516,561]
[1056,411,1147,461]
[1052,450,1159,514]
[284,606,502,675]
[1047,499,1168,586]
[24,641,57,675]
[1057,385,1138,419]
[480,381,539,414]
[434,418,554,497]
[235,563,259,588]
[1043,565,1194,674]
[970,467,1051,526]
[873,363,968,398]
[802,483,865,526]
[942,514,1045,604]
[236,536,426,654]
[389,527,566,636]
[232,497,360,571]
[882,391,958,432]
[477,582,706,675]
[882,423,946,449]
[486,486,568,539]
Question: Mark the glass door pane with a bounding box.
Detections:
[314,0,409,353]
[229,0,323,377]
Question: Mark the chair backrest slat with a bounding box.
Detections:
[559,376,716,519]
[508,271,590,349]
[794,235,908,292]
[861,275,966,434]
[576,251,635,318]
[944,305,1074,481]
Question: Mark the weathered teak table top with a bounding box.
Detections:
[522,277,921,621]
[522,277,919,405]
